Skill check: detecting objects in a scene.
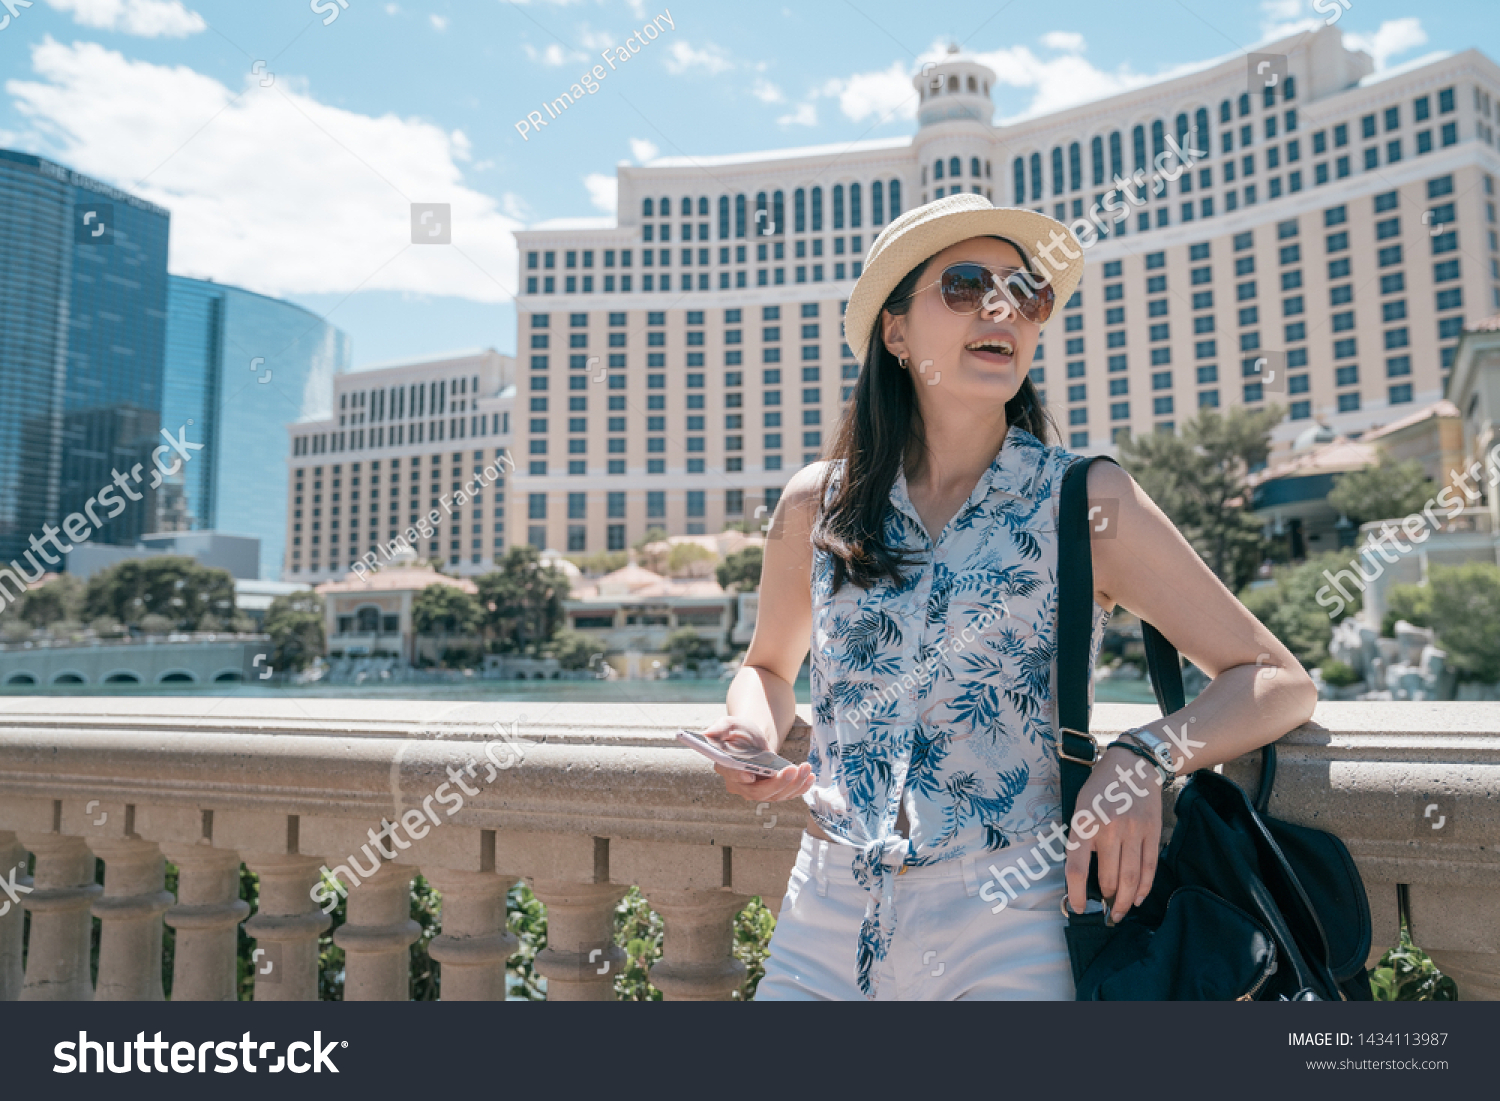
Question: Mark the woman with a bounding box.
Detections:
[702,193,1317,1001]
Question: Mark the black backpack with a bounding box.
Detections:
[1056,456,1373,1001]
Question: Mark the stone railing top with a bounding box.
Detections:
[0,699,1496,850]
[2,697,1498,969]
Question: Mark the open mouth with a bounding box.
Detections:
[964,336,1016,359]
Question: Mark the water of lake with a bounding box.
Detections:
[0,675,1161,706]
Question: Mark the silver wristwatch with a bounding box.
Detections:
[1120,727,1178,778]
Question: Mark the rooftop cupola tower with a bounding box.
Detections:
[914,45,996,129]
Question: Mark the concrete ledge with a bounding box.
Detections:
[0,698,1496,998]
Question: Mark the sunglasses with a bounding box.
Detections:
[907,262,1056,325]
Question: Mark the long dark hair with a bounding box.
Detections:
[812,237,1057,594]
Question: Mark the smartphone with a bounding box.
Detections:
[676,728,795,778]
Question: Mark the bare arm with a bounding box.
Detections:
[710,461,827,801]
[1067,460,1317,921]
[1087,459,1317,773]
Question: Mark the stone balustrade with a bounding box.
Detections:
[0,698,1496,1000]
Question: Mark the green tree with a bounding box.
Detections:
[412,584,483,668]
[12,573,85,627]
[716,546,763,592]
[264,590,325,672]
[1427,562,1500,682]
[665,542,716,577]
[567,550,629,577]
[544,627,598,671]
[473,546,569,655]
[632,526,668,550]
[632,527,670,573]
[411,583,482,634]
[1327,457,1439,526]
[83,557,236,631]
[665,625,716,669]
[1381,581,1433,638]
[1120,405,1283,592]
[1238,550,1362,667]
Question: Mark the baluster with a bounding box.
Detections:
[16,833,100,1001]
[530,881,627,1001]
[424,869,518,1001]
[162,844,249,1001]
[1411,884,1500,1001]
[0,832,31,1000]
[649,890,751,1001]
[1425,950,1500,1001]
[89,836,174,1001]
[333,860,421,1000]
[241,853,331,1001]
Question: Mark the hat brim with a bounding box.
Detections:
[842,193,1086,364]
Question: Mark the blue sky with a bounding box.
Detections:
[2,0,1494,375]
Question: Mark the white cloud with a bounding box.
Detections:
[818,60,915,124]
[384,3,399,13]
[1040,31,1085,53]
[970,43,1178,119]
[629,138,658,163]
[524,43,587,65]
[1256,0,1368,40]
[44,0,205,37]
[776,101,817,127]
[751,78,784,104]
[810,36,1218,127]
[1345,18,1428,71]
[1260,0,1304,21]
[500,192,531,221]
[663,41,733,75]
[578,27,614,50]
[429,13,448,31]
[7,37,519,301]
[583,171,616,214]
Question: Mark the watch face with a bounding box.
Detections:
[1133,730,1173,770]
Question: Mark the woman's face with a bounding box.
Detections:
[879,236,1042,408]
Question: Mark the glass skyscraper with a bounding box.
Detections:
[164,276,351,579]
[0,148,171,568]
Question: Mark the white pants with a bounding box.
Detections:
[756,831,1075,1001]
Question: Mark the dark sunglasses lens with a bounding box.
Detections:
[939,264,989,314]
[994,270,1055,324]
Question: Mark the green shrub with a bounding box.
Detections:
[1427,562,1500,682]
[521,885,775,1001]
[1381,582,1433,639]
[1239,552,1363,667]
[1319,659,1359,688]
[1370,926,1457,1000]
[164,863,1449,1002]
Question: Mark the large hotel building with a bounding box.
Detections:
[285,25,1500,576]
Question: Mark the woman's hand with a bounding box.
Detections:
[699,715,815,803]
[1064,743,1164,922]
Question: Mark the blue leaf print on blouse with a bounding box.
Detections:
[839,605,906,676]
[838,738,897,810]
[905,723,951,798]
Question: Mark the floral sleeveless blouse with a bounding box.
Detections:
[805,426,1110,998]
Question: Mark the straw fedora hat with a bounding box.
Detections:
[842,192,1086,364]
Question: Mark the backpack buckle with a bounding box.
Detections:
[1057,726,1101,766]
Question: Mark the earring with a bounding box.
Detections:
[898,356,909,369]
